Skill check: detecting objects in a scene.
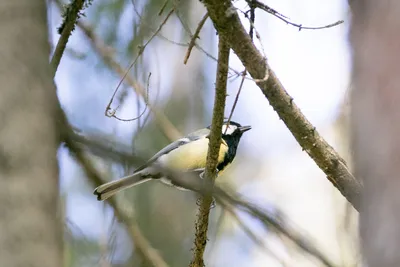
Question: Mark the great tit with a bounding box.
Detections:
[94,121,251,201]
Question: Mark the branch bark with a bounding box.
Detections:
[201,0,361,211]
[190,37,230,267]
[51,0,85,77]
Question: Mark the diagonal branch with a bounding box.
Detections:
[62,121,169,267]
[51,0,86,77]
[189,37,230,267]
[249,0,343,31]
[202,0,362,211]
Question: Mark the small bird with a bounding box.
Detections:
[94,120,251,201]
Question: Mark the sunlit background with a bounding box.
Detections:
[50,0,358,266]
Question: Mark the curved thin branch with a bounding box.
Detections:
[189,37,230,267]
[62,123,169,267]
[248,0,344,31]
[76,20,181,141]
[202,0,361,211]
[105,8,175,118]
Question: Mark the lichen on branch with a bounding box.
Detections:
[189,37,230,267]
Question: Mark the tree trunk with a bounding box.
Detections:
[0,1,62,267]
[350,1,400,266]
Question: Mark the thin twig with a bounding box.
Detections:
[240,9,267,59]
[189,38,230,267]
[76,20,181,140]
[249,0,344,31]
[183,13,209,64]
[202,0,361,211]
[53,0,180,141]
[51,0,85,77]
[225,10,254,134]
[225,70,246,134]
[248,0,255,40]
[105,8,174,118]
[110,73,151,122]
[158,0,170,16]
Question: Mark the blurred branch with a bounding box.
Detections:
[76,19,181,141]
[54,0,180,140]
[62,126,169,267]
[67,129,335,267]
[221,202,288,266]
[183,13,209,64]
[202,0,362,211]
[190,38,230,267]
[247,0,344,31]
[51,0,86,77]
[110,73,151,122]
[49,2,168,266]
[105,8,174,120]
[216,194,335,267]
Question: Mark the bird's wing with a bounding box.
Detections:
[133,128,211,173]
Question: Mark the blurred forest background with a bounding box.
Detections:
[2,0,361,266]
[49,0,357,266]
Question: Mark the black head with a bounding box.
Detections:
[220,120,251,138]
[207,120,251,172]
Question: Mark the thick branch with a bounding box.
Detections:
[190,38,230,267]
[202,0,361,211]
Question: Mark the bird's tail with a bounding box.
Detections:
[93,173,150,201]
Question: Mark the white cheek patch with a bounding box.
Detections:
[221,124,237,135]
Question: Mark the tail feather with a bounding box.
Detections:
[94,173,150,201]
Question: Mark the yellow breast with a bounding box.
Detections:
[158,138,228,171]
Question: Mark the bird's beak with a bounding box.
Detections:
[238,125,252,133]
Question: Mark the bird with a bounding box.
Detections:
[93,120,251,201]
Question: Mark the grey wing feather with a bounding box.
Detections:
[134,128,211,173]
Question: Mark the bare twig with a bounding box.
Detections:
[225,71,246,134]
[248,0,344,31]
[202,0,361,211]
[105,8,174,118]
[225,12,253,133]
[51,0,85,77]
[189,38,230,267]
[77,20,181,141]
[183,13,209,64]
[158,0,170,16]
[110,73,151,122]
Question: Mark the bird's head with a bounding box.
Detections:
[220,120,251,138]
